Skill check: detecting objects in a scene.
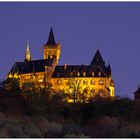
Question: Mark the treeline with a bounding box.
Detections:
[0,78,140,137]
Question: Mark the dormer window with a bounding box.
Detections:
[98,72,101,77]
[83,72,86,77]
[70,72,73,77]
[77,72,80,77]
[92,72,94,77]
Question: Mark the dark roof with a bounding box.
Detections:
[133,88,140,94]
[52,65,107,78]
[46,27,56,45]
[9,58,54,75]
[106,64,112,76]
[9,60,111,77]
[90,49,106,71]
[133,88,140,99]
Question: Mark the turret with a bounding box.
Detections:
[107,63,112,77]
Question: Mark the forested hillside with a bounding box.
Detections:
[0,78,139,138]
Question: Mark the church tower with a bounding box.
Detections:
[25,41,31,61]
[43,27,61,64]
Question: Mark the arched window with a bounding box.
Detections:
[98,72,101,77]
[99,80,104,85]
[83,72,86,77]
[57,80,62,85]
[77,72,80,77]
[92,72,95,77]
[90,79,95,85]
[70,72,73,77]
[83,80,88,85]
[90,89,95,97]
[99,89,104,93]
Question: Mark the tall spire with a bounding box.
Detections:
[90,49,106,69]
[25,41,31,61]
[46,27,56,45]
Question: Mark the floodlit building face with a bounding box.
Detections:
[7,27,115,102]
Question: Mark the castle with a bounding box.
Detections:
[7,27,115,102]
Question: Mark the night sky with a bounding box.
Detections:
[0,2,140,99]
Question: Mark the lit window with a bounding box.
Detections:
[33,75,35,79]
[46,67,49,72]
[83,80,88,85]
[83,72,86,76]
[92,72,94,77]
[98,72,101,77]
[69,89,73,93]
[70,72,73,77]
[57,80,62,85]
[91,89,95,93]
[90,79,95,85]
[99,89,104,93]
[38,79,43,82]
[99,80,104,85]
[77,72,80,77]
[77,79,80,83]
[110,80,114,86]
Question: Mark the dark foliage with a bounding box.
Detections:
[0,79,140,137]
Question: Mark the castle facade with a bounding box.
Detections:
[7,28,115,102]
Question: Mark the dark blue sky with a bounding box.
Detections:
[0,2,140,98]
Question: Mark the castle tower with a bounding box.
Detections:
[91,49,115,97]
[90,49,106,70]
[25,41,31,61]
[43,27,61,64]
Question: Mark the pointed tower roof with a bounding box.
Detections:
[46,27,56,45]
[26,41,30,52]
[107,63,111,72]
[90,49,106,70]
[106,63,112,77]
[25,41,31,61]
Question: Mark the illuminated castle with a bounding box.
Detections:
[7,27,115,102]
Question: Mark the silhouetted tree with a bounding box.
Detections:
[0,78,20,95]
[66,78,83,103]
